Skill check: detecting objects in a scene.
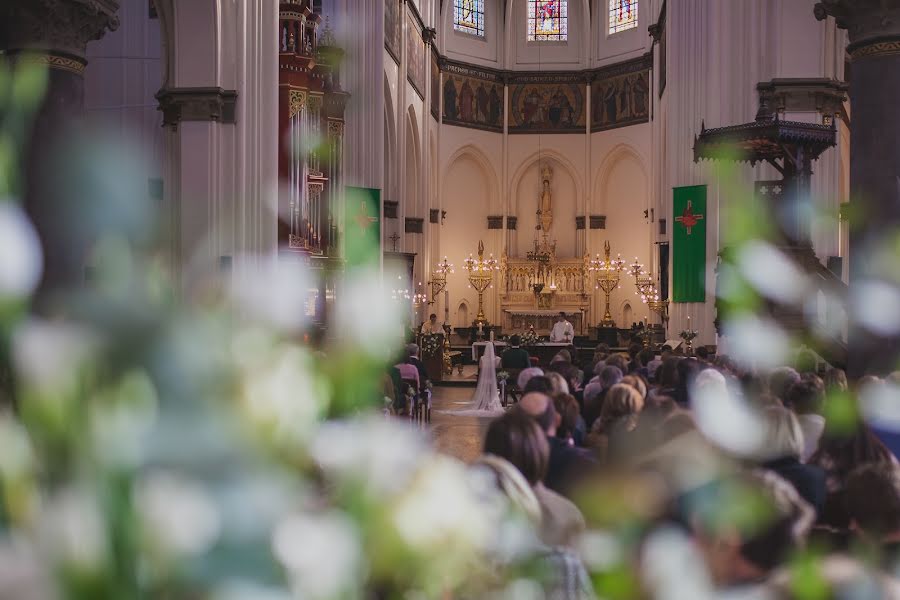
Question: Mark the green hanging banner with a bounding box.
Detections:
[672,184,707,303]
[343,186,381,268]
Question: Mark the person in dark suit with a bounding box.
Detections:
[406,343,429,388]
[501,335,531,369]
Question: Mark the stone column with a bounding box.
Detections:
[0,0,120,306]
[815,1,900,375]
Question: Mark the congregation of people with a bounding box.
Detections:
[391,336,900,597]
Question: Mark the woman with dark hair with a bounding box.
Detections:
[483,411,586,549]
[674,358,702,406]
[654,357,680,400]
[553,393,586,447]
[810,423,899,529]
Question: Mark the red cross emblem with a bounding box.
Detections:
[675,200,704,235]
[354,200,378,232]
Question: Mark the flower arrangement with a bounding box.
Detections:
[497,371,510,383]
[679,329,699,342]
[521,327,541,347]
[420,333,443,357]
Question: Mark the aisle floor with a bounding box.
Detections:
[427,386,494,464]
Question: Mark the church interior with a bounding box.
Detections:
[1,0,900,598]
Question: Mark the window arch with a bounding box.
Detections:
[454,0,484,37]
[527,0,568,42]
[609,0,638,35]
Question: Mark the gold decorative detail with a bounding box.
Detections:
[307,94,324,113]
[289,90,307,118]
[327,120,344,137]
[851,40,900,60]
[17,53,86,75]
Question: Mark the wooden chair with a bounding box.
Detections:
[502,368,524,407]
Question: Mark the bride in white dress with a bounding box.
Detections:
[441,342,504,416]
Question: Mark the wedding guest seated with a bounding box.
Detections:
[524,375,554,395]
[516,392,595,495]
[553,393,586,447]
[546,372,570,395]
[405,343,429,386]
[756,406,826,514]
[394,351,420,389]
[551,349,573,365]
[517,367,544,391]
[583,366,623,429]
[585,383,644,462]
[673,358,702,406]
[483,411,586,549]
[768,366,801,403]
[604,354,629,376]
[501,335,531,369]
[785,375,826,462]
[469,454,595,599]
[695,346,710,362]
[646,345,672,379]
[822,367,848,392]
[685,471,814,595]
[810,422,898,530]
[844,463,900,563]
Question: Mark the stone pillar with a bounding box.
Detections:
[0,0,120,305]
[815,1,900,375]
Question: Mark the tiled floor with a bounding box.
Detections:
[427,386,494,464]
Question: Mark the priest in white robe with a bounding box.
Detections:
[549,312,574,342]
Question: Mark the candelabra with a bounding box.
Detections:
[463,240,499,326]
[429,257,454,303]
[588,241,626,328]
[412,290,428,310]
[628,257,669,326]
[629,257,655,301]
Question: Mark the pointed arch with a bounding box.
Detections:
[508,148,583,215]
[384,73,397,200]
[442,143,500,211]
[405,105,422,214]
[592,143,649,214]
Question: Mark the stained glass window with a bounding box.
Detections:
[609,0,638,34]
[527,0,568,42]
[454,0,484,37]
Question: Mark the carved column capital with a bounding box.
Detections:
[0,0,120,62]
[815,0,900,56]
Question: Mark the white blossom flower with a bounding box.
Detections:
[89,371,158,469]
[134,471,221,558]
[239,344,325,447]
[0,414,34,479]
[392,454,491,554]
[722,315,791,371]
[0,201,42,299]
[12,319,100,394]
[852,280,900,336]
[737,241,810,304]
[230,254,312,332]
[39,487,108,569]
[311,417,427,496]
[333,269,405,356]
[691,370,766,457]
[641,526,715,600]
[272,512,362,600]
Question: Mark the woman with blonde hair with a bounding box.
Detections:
[546,371,570,395]
[585,383,644,459]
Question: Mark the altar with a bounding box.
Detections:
[498,165,592,335]
[472,341,574,368]
[502,310,585,336]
